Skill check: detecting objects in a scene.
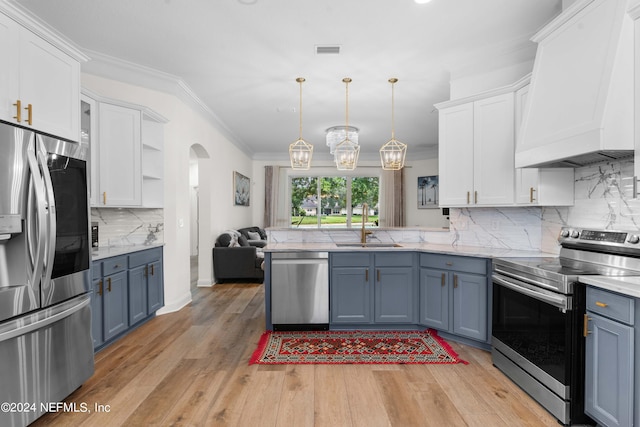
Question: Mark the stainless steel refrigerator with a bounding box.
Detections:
[0,120,94,426]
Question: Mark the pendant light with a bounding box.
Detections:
[334,77,360,170]
[380,78,407,170]
[289,77,313,170]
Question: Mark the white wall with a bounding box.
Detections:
[404,158,450,228]
[82,73,254,313]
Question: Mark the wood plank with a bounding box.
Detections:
[30,284,561,427]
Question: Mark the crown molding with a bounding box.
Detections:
[1,0,89,61]
[81,49,255,157]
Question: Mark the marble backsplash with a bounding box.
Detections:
[91,208,164,247]
[448,158,639,254]
[269,159,640,255]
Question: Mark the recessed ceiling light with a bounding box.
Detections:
[414,0,432,4]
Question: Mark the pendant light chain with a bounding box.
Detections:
[298,77,304,140]
[390,78,396,140]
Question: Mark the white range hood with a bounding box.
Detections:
[516,0,634,168]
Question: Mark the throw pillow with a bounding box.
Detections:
[238,234,250,246]
[217,233,232,247]
[247,231,261,241]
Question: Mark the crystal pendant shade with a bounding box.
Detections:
[325,125,359,154]
[289,77,313,169]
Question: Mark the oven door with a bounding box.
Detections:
[492,272,586,424]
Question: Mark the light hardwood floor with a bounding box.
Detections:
[32,283,561,426]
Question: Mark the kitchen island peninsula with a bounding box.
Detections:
[263,240,550,350]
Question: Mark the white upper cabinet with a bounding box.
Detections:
[514,82,574,206]
[98,103,142,207]
[517,0,634,168]
[0,10,83,141]
[84,89,166,208]
[632,3,640,195]
[437,92,515,207]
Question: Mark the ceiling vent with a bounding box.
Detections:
[315,45,341,55]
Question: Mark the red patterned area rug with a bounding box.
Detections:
[249,329,468,365]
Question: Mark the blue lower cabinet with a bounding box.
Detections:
[90,247,164,351]
[585,287,635,427]
[419,254,490,343]
[103,270,129,341]
[330,252,417,326]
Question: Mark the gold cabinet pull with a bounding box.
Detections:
[466,191,470,204]
[24,103,32,125]
[107,277,112,292]
[98,280,103,296]
[13,100,21,122]
[595,301,608,308]
[529,187,536,203]
[441,273,446,287]
[474,191,478,204]
[453,274,458,288]
[144,266,148,278]
[583,313,591,337]
[103,192,107,205]
[377,269,381,282]
[445,262,453,266]
[151,264,155,276]
[365,269,368,282]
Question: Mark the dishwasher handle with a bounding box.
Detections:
[271,252,328,260]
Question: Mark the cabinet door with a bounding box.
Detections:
[147,260,164,314]
[18,28,80,140]
[128,265,147,326]
[91,278,104,349]
[419,268,449,331]
[98,103,141,206]
[331,267,371,324]
[452,272,487,341]
[374,267,415,323]
[0,13,20,124]
[585,313,634,427]
[438,103,474,206]
[103,270,128,341]
[473,93,515,205]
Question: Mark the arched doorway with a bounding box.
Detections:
[189,144,212,290]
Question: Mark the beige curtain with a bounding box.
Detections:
[381,169,405,227]
[263,165,279,227]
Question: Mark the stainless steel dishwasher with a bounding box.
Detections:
[271,252,329,331]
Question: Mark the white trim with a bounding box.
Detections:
[82,49,254,157]
[0,1,89,61]
[197,279,214,287]
[156,292,192,315]
[435,74,531,110]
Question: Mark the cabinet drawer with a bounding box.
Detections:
[374,252,414,267]
[421,254,487,275]
[587,287,634,325]
[331,253,370,267]
[102,255,128,276]
[129,247,162,268]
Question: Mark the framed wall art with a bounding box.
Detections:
[417,175,438,209]
[234,171,251,206]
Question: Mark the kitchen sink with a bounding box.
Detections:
[334,243,403,248]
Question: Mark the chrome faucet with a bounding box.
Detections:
[361,203,373,244]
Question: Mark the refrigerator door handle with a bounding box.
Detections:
[36,141,56,300]
[26,144,46,291]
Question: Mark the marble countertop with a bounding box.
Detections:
[263,241,554,259]
[578,276,640,299]
[91,243,164,261]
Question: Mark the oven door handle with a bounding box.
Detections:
[493,275,569,311]
[493,266,563,293]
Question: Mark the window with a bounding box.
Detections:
[290,175,379,228]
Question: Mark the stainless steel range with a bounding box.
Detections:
[492,227,640,426]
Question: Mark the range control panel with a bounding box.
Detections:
[559,228,640,246]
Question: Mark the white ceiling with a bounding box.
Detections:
[13,0,562,162]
